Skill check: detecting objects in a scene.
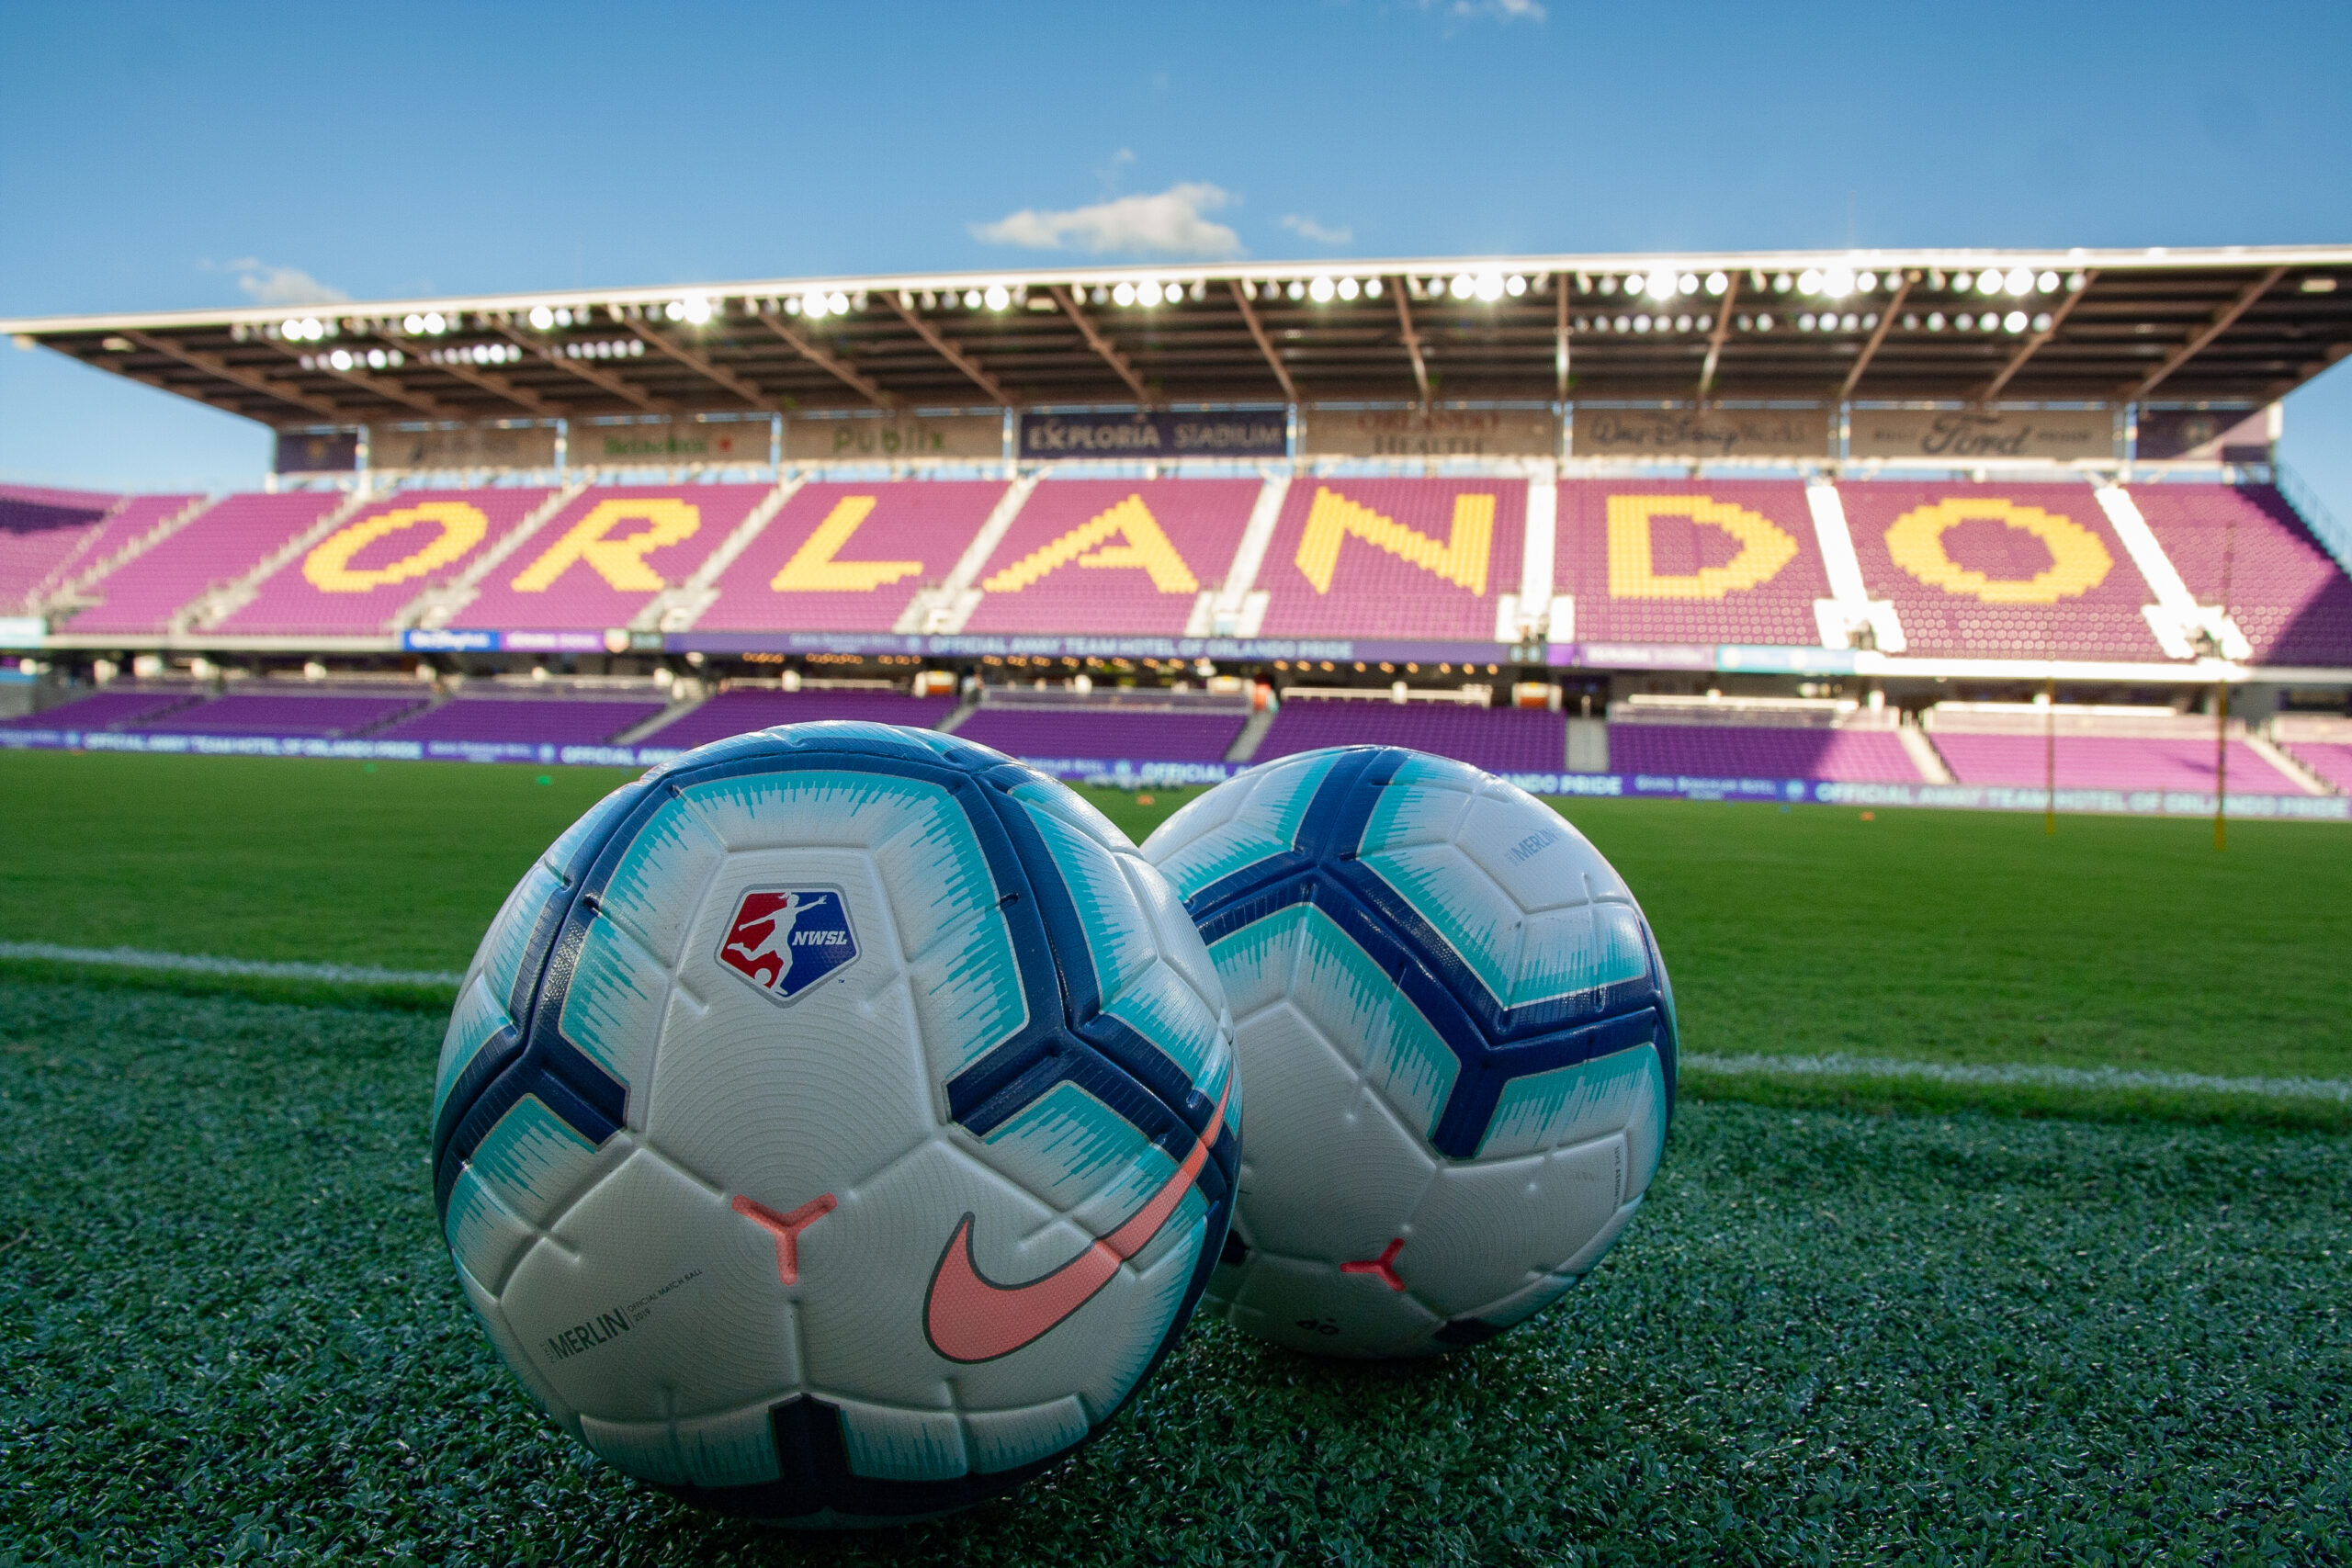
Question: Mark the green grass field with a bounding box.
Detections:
[2,749,2349,1562]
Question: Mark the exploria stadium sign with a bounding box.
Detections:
[1017,411,1288,458]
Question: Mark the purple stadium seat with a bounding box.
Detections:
[0,686,205,731]
[137,690,428,738]
[2125,484,2352,666]
[36,494,204,604]
[0,489,113,614]
[962,479,1260,635]
[213,488,554,636]
[1839,481,2166,660]
[1930,732,2303,794]
[1254,479,1526,642]
[956,707,1245,763]
[66,492,346,636]
[1556,479,1832,647]
[636,688,956,750]
[695,480,1008,633]
[375,695,667,748]
[1253,698,1565,774]
[1608,723,1920,783]
[455,483,774,630]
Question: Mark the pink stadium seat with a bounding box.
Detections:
[1254,479,1526,641]
[64,492,346,636]
[1254,699,1565,774]
[213,489,553,636]
[0,490,113,614]
[1839,481,2165,660]
[36,494,203,604]
[2280,741,2352,794]
[1931,733,2302,794]
[695,480,1008,633]
[455,483,773,630]
[961,479,1259,635]
[955,708,1244,763]
[1556,479,1831,646]
[1609,723,1920,783]
[636,688,956,750]
[2124,485,2352,665]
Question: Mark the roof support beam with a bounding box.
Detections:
[1227,280,1297,403]
[624,320,776,411]
[2260,339,2352,403]
[752,310,896,410]
[1393,282,1430,403]
[887,294,1012,406]
[1836,275,1912,401]
[1975,273,2094,401]
[1697,271,1742,397]
[2128,266,2285,401]
[1050,287,1152,404]
[496,327,670,412]
[122,331,342,421]
[391,342,559,416]
[259,339,446,418]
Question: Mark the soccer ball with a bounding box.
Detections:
[430,722,1238,1526]
[1141,746,1674,1359]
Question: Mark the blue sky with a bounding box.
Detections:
[3,0,2347,521]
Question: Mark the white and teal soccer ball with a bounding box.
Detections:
[431,723,1238,1526]
[1142,747,1674,1359]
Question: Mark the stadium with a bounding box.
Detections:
[6,7,2352,1554]
[6,245,2352,815]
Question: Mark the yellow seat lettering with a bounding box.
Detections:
[1605,495,1798,600]
[1883,498,2111,604]
[1294,487,1491,596]
[769,497,923,592]
[980,494,1198,594]
[509,499,699,593]
[302,502,488,593]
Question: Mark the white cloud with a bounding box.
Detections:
[1281,213,1354,246]
[971,182,1244,259]
[1422,0,1547,20]
[213,257,349,307]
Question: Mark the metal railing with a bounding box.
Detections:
[2269,460,2352,572]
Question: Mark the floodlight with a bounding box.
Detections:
[1451,274,1475,299]
[1363,277,1384,298]
[1756,312,1773,331]
[2037,270,2060,293]
[1287,280,1306,300]
[1597,275,1617,295]
[1799,312,1817,330]
[1337,276,1360,299]
[329,349,353,371]
[402,314,424,333]
[1706,271,1729,295]
[529,306,555,330]
[1823,266,1853,297]
[424,313,446,333]
[1951,271,1974,292]
[1307,276,1335,302]
[1857,271,1878,291]
[1697,313,1712,332]
[920,290,938,310]
[1774,273,1793,291]
[1736,314,1752,331]
[282,319,301,339]
[2032,312,2052,332]
[984,284,1010,310]
[785,297,803,316]
[1505,275,1527,297]
[1189,280,1206,301]
[1139,279,1166,306]
[367,349,388,368]
[1901,314,1919,330]
[2067,272,2087,290]
[800,292,827,319]
[555,308,573,327]
[1675,314,1691,332]
[1645,270,1673,299]
[1978,271,2003,295]
[830,292,850,314]
[2004,310,2028,332]
[682,295,713,324]
[1113,281,1137,306]
[1614,315,1631,332]
[1863,313,1879,330]
[2004,267,2031,295]
[1678,273,1698,295]
[663,300,684,321]
[1475,272,1504,301]
[1798,268,1824,294]
[1844,313,1860,330]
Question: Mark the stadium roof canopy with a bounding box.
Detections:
[6,245,2349,429]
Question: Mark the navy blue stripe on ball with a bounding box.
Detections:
[1178,746,1398,926]
[1299,745,1405,863]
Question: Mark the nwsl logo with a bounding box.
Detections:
[717,887,858,1003]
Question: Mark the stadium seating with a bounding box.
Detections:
[2123,484,2352,665]
[1838,481,2165,660]
[375,694,667,749]
[634,687,956,750]
[212,489,554,636]
[1608,722,1919,782]
[0,685,204,731]
[65,492,347,636]
[694,480,1007,633]
[961,478,1259,635]
[36,494,206,606]
[1255,479,1526,641]
[1254,696,1565,773]
[133,688,428,738]
[1930,733,2303,794]
[955,706,1245,762]
[1555,479,1831,646]
[454,483,774,630]
[2281,741,2352,793]
[1,487,115,614]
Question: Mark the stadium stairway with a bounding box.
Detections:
[179,491,375,634]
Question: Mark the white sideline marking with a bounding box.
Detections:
[0,941,462,988]
[1685,1051,2352,1104]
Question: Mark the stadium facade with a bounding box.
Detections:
[4,246,2351,817]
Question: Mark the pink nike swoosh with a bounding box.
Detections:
[924,1077,1232,1364]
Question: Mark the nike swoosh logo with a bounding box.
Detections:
[924,1076,1232,1364]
